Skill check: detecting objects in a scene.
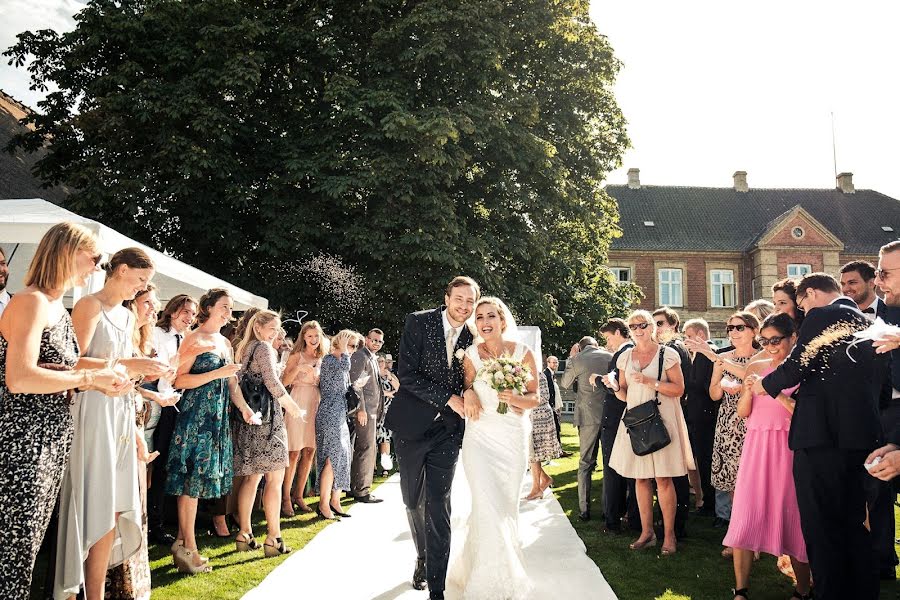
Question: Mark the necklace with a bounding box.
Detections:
[481,341,508,360]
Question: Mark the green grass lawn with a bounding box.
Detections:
[44,423,898,599]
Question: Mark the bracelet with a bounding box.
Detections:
[654,381,659,390]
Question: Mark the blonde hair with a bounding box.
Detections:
[475,296,509,333]
[331,329,360,354]
[25,222,98,291]
[124,283,159,356]
[744,299,775,322]
[626,309,656,337]
[291,320,327,359]
[235,309,281,363]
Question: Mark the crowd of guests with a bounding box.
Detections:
[0,223,403,599]
[558,253,900,599]
[1,222,898,600]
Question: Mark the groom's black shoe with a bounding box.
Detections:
[412,558,427,590]
[429,593,444,600]
[578,511,591,522]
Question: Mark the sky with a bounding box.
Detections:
[1,1,899,199]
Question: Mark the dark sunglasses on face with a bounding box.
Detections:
[348,344,358,349]
[726,324,748,332]
[91,253,103,266]
[757,335,786,347]
[628,322,650,331]
[655,320,667,327]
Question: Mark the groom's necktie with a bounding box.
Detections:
[446,329,455,368]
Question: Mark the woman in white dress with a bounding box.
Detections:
[449,297,540,599]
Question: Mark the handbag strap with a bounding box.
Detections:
[653,347,664,404]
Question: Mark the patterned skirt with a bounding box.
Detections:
[529,402,562,463]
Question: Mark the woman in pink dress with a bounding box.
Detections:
[723,312,812,600]
[280,320,326,515]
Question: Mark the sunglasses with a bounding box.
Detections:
[348,344,358,349]
[726,324,748,332]
[90,253,103,266]
[876,267,900,280]
[757,335,787,347]
[628,322,650,331]
[369,339,384,344]
[655,320,667,327]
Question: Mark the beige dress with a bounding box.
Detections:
[608,346,695,479]
[286,354,321,451]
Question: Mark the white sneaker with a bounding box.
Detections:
[380,454,393,471]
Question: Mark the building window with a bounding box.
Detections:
[787,264,811,278]
[658,268,683,307]
[710,269,736,308]
[610,267,631,283]
[791,226,805,239]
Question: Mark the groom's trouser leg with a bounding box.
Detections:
[600,424,625,527]
[396,437,428,560]
[350,406,378,497]
[577,424,601,515]
[423,428,461,594]
[794,448,878,600]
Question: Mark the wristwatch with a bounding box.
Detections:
[654,381,659,390]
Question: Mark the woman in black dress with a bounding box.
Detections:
[0,222,128,598]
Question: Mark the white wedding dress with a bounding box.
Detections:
[446,342,533,599]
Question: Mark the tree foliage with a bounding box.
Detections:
[6,0,637,354]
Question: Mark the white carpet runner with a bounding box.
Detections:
[243,472,618,599]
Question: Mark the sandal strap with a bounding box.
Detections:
[732,589,749,599]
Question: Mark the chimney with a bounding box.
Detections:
[733,171,748,193]
[836,172,855,194]
[627,168,640,189]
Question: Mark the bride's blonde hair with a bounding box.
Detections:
[474,297,509,333]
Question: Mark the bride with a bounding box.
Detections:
[447,296,540,599]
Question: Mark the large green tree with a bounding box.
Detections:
[6,0,637,353]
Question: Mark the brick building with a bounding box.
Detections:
[606,169,900,339]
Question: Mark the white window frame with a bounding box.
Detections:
[658,268,683,307]
[610,266,631,283]
[710,269,736,308]
[787,264,811,278]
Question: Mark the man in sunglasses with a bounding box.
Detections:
[754,272,886,599]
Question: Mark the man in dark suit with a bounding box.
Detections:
[384,276,478,600]
[561,336,612,521]
[755,272,885,599]
[841,258,899,579]
[544,355,564,448]
[595,319,638,532]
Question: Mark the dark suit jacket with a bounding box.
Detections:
[384,307,474,440]
[601,342,633,430]
[685,347,720,426]
[762,297,886,451]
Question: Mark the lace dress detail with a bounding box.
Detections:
[232,341,290,476]
[711,354,753,492]
[530,372,562,462]
[447,342,533,599]
[0,314,78,598]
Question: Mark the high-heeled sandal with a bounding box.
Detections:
[173,545,212,574]
[280,503,295,518]
[731,588,748,599]
[660,544,677,555]
[629,535,657,550]
[330,504,352,518]
[171,539,209,564]
[315,506,340,521]
[235,531,261,552]
[293,500,314,514]
[263,536,293,557]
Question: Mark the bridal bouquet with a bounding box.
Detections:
[477,356,532,414]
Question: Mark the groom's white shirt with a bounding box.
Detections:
[442,309,465,347]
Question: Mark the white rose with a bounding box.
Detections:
[455,348,466,361]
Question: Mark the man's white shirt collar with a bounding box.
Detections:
[442,309,464,342]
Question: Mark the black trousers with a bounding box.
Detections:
[870,400,900,572]
[148,406,178,532]
[395,422,461,595]
[552,409,562,444]
[600,424,638,529]
[673,475,690,537]
[793,447,879,600]
[688,417,717,510]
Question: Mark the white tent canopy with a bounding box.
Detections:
[0,198,268,310]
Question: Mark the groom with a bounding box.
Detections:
[385,276,479,599]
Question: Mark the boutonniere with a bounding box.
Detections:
[455,348,466,362]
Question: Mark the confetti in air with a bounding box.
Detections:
[297,253,366,316]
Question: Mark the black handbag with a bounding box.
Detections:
[622,348,671,456]
[237,344,276,436]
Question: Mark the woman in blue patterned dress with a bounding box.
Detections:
[167,289,254,573]
[315,329,360,520]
